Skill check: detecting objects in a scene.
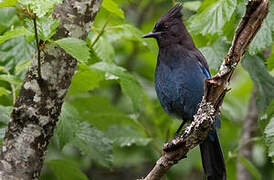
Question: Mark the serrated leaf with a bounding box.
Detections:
[239,156,262,180]
[67,64,101,95]
[242,55,274,112]
[249,18,272,55]
[0,27,32,45]
[188,0,236,35]
[91,62,144,111]
[102,0,124,19]
[199,38,229,70]
[25,17,59,41]
[70,96,136,130]
[0,87,10,97]
[55,103,79,150]
[55,38,90,63]
[267,46,274,71]
[0,74,22,85]
[0,37,35,71]
[18,0,61,17]
[106,126,151,147]
[71,122,113,167]
[15,59,31,75]
[0,0,17,8]
[47,159,88,180]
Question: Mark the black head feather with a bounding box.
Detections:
[144,3,195,49]
[164,4,182,20]
[152,4,183,32]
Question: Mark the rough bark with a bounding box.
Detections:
[143,0,269,179]
[237,86,258,180]
[0,0,102,179]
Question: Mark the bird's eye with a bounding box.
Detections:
[157,24,168,31]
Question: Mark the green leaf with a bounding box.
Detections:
[18,0,61,17]
[249,18,272,55]
[102,0,124,19]
[0,74,22,85]
[55,38,90,63]
[55,103,79,150]
[0,105,12,144]
[242,55,274,112]
[70,96,136,130]
[267,46,274,71]
[25,17,59,41]
[71,122,113,166]
[106,126,151,147]
[47,159,88,180]
[0,7,18,34]
[188,0,237,35]
[262,101,274,163]
[0,87,10,97]
[87,32,115,63]
[199,38,229,70]
[0,37,35,71]
[0,27,32,45]
[239,156,262,180]
[0,0,17,8]
[0,105,12,124]
[182,1,201,12]
[268,1,274,31]
[67,64,101,95]
[0,128,5,145]
[91,62,144,111]
[104,24,156,53]
[15,59,31,75]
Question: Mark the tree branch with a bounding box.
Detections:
[143,0,269,179]
[0,0,102,179]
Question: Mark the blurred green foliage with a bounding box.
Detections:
[0,0,274,179]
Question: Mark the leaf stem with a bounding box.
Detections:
[90,15,111,48]
[33,14,42,80]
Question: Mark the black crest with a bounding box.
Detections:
[164,4,182,20]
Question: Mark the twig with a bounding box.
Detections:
[90,15,111,48]
[33,14,42,80]
[142,0,269,179]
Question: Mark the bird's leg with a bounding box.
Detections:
[173,119,187,138]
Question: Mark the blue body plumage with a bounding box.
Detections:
[155,46,206,121]
[143,4,226,180]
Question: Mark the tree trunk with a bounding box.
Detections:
[0,0,102,179]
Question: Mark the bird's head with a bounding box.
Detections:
[143,4,190,48]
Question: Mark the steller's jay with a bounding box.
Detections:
[143,4,226,180]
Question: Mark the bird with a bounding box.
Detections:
[143,4,226,180]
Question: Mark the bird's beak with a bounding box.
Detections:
[142,32,161,38]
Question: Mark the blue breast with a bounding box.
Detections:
[155,50,207,121]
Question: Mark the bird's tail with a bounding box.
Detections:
[199,129,226,180]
